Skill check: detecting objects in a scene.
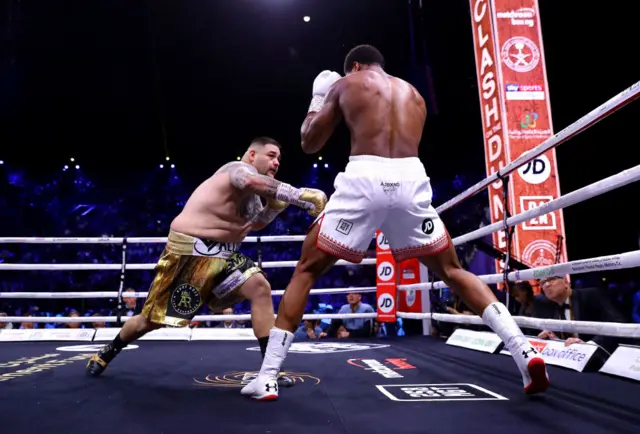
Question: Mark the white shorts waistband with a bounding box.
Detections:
[346,155,427,178]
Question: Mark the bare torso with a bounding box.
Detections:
[339,70,426,158]
[170,162,264,243]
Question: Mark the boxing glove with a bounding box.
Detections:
[308,70,341,113]
[298,188,328,218]
[275,184,328,217]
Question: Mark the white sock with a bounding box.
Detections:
[481,302,530,363]
[259,327,294,378]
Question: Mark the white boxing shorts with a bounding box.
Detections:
[310,155,450,263]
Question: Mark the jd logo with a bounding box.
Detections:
[377,261,394,282]
[518,154,551,185]
[376,233,390,250]
[421,218,434,235]
[377,293,395,314]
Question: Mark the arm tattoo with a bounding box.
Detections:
[229,165,281,198]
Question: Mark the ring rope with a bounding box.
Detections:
[0,258,377,271]
[0,235,319,244]
[0,286,378,299]
[0,312,378,323]
[436,80,640,214]
[451,164,640,247]
[398,250,640,291]
[396,312,640,339]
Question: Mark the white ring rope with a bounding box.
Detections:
[0,286,378,299]
[0,312,378,323]
[398,250,640,291]
[0,258,376,271]
[1,164,636,272]
[396,312,640,339]
[0,235,311,244]
[436,79,640,214]
[452,164,640,246]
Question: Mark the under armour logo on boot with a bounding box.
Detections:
[265,382,278,393]
[522,347,538,359]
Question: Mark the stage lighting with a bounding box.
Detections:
[303,16,310,22]
[313,163,318,168]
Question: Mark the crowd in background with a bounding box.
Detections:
[1,163,638,346]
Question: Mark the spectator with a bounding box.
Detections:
[0,312,12,329]
[536,276,626,353]
[294,320,326,341]
[327,292,375,338]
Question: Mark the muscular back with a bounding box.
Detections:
[340,70,426,158]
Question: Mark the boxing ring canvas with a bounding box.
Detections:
[1,336,638,434]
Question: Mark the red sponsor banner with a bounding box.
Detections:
[469,0,513,286]
[492,0,568,269]
[397,258,423,314]
[375,230,397,322]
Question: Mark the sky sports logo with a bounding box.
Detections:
[505,83,544,101]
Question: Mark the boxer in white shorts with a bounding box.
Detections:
[242,45,550,401]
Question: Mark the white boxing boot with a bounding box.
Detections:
[482,302,550,394]
[241,327,294,401]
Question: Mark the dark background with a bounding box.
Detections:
[1,0,638,263]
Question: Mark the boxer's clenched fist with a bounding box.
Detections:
[298,188,328,217]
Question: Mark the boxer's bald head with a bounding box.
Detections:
[243,136,281,177]
[344,44,385,75]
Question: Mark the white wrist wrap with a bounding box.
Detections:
[307,95,325,113]
[275,183,302,204]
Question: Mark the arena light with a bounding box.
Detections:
[318,156,323,161]
[63,165,68,171]
[313,163,318,168]
[236,156,241,161]
[70,158,75,162]
[75,165,80,170]
[0,160,4,165]
[165,156,170,161]
[303,16,310,22]
[159,164,164,169]
[324,163,329,168]
[170,164,175,169]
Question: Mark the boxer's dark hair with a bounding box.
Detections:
[344,44,385,74]
[250,136,281,148]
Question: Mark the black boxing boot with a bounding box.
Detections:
[258,336,294,388]
[85,332,129,377]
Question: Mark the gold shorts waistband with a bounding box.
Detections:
[165,230,241,258]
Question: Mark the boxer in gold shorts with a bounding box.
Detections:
[85,137,327,387]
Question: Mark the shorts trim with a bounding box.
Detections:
[391,232,450,262]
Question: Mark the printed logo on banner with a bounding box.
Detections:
[347,358,416,379]
[522,239,557,268]
[517,154,551,185]
[376,383,508,402]
[501,36,541,73]
[247,342,390,354]
[405,289,416,307]
[377,261,395,282]
[496,7,536,27]
[520,196,556,230]
[377,293,395,314]
[505,83,545,101]
[376,233,390,251]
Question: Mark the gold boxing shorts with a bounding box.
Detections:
[141,230,264,327]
